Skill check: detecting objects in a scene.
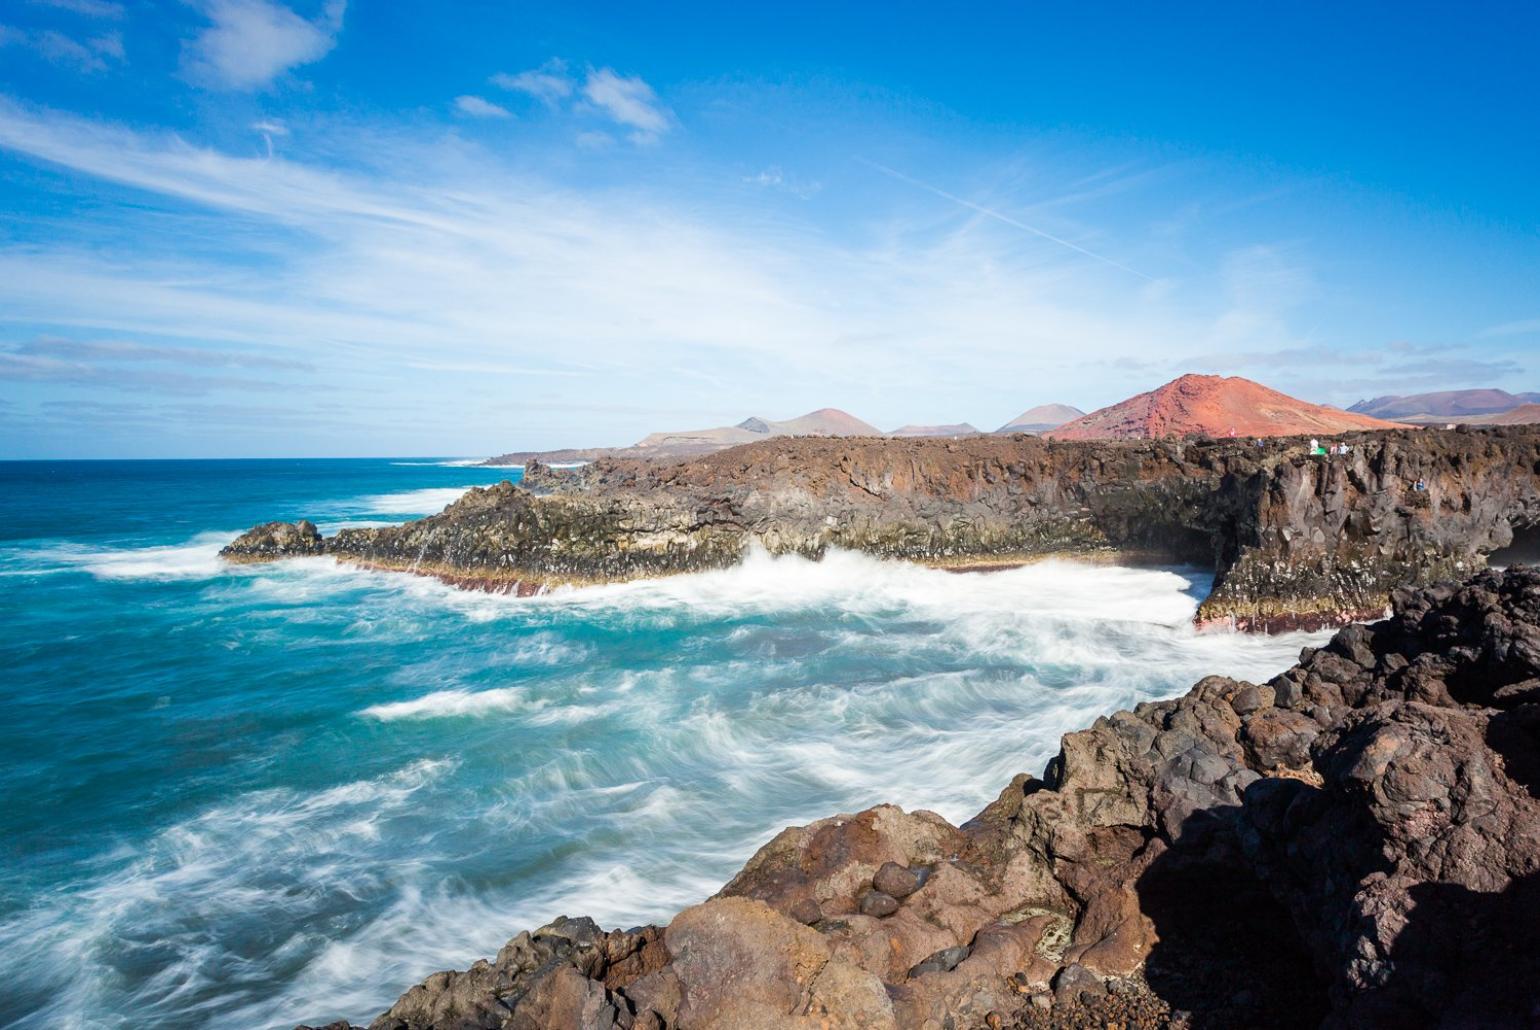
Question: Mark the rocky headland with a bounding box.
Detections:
[297,567,1540,1029]
[226,426,1540,632]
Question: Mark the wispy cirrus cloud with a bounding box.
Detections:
[1178,340,1527,401]
[7,336,310,370]
[579,68,671,143]
[743,165,821,199]
[490,59,572,106]
[1478,317,1540,339]
[183,0,345,91]
[29,0,124,17]
[0,24,123,72]
[492,61,672,143]
[453,95,511,120]
[0,95,1525,456]
[0,342,310,395]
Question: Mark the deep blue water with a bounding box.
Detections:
[0,458,1327,1028]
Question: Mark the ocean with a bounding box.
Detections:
[0,458,1328,1028]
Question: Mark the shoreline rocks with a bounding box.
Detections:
[296,567,1540,1029]
[227,427,1540,633]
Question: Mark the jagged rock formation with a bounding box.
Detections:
[295,568,1540,1029]
[220,519,325,562]
[227,427,1540,632]
[1049,374,1405,441]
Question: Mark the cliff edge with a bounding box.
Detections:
[226,427,1540,633]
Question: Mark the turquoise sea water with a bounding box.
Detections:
[0,459,1328,1028]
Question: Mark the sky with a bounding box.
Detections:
[0,1,1536,458]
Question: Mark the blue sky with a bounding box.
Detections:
[0,1,1536,458]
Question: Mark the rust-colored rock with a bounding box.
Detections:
[1048,374,1406,440]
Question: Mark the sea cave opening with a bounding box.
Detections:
[1489,519,1540,569]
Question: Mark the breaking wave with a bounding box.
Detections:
[15,531,239,582]
[352,486,476,516]
[1,532,1329,1028]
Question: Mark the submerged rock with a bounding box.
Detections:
[297,568,1540,1029]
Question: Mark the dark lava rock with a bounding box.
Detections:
[872,860,924,898]
[787,896,822,925]
[221,519,324,562]
[1051,963,1106,1005]
[857,889,899,918]
[227,427,1540,632]
[909,944,969,977]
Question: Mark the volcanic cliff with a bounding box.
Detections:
[226,426,1540,632]
[296,567,1540,1029]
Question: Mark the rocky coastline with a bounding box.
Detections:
[296,567,1540,1028]
[226,426,1540,633]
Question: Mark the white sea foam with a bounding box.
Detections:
[4,541,1337,1028]
[0,759,456,1029]
[21,531,239,582]
[361,686,533,720]
[530,546,1203,625]
[353,486,476,516]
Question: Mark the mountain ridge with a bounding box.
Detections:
[1349,388,1540,420]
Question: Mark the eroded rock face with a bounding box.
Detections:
[298,568,1540,1029]
[230,428,1540,631]
[222,519,325,562]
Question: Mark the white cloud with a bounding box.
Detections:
[0,98,1519,455]
[183,0,345,91]
[1479,317,1540,339]
[744,165,821,200]
[29,0,125,16]
[491,60,573,106]
[453,95,511,119]
[494,60,672,144]
[0,25,123,71]
[574,130,614,150]
[580,67,671,143]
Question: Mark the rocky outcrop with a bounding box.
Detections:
[295,568,1540,1029]
[220,519,325,562]
[229,427,1540,632]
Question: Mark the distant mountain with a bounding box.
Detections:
[888,423,981,438]
[772,408,884,437]
[635,408,881,452]
[1349,389,1540,422]
[995,404,1084,434]
[1048,374,1407,441]
[1480,403,1540,425]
